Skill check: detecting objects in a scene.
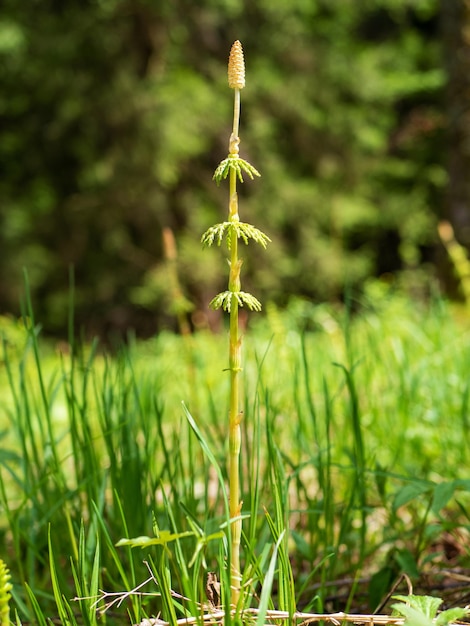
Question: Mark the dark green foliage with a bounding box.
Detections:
[0,0,444,336]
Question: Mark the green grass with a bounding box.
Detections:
[1,286,470,624]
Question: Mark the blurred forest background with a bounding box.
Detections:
[1,0,469,338]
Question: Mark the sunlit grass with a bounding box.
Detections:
[1,287,470,623]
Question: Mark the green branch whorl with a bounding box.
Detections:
[201,221,271,249]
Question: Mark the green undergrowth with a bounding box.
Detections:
[1,287,470,624]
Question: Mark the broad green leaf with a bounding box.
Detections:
[393,481,433,511]
[431,481,458,515]
[393,595,442,619]
[393,549,420,579]
[391,603,433,626]
[436,607,470,626]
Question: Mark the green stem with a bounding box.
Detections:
[0,559,12,626]
[205,42,266,608]
[228,88,242,607]
[205,43,266,606]
[232,89,241,138]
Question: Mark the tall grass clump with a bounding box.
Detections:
[3,279,470,622]
[201,40,270,606]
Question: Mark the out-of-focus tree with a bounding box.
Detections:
[0,0,446,337]
[442,0,470,246]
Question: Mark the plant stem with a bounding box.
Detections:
[204,40,266,607]
[228,87,242,607]
[0,559,12,626]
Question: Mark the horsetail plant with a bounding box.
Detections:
[201,40,270,607]
[0,559,12,626]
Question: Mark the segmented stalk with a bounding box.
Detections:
[227,40,244,607]
[202,39,269,609]
[0,559,12,626]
